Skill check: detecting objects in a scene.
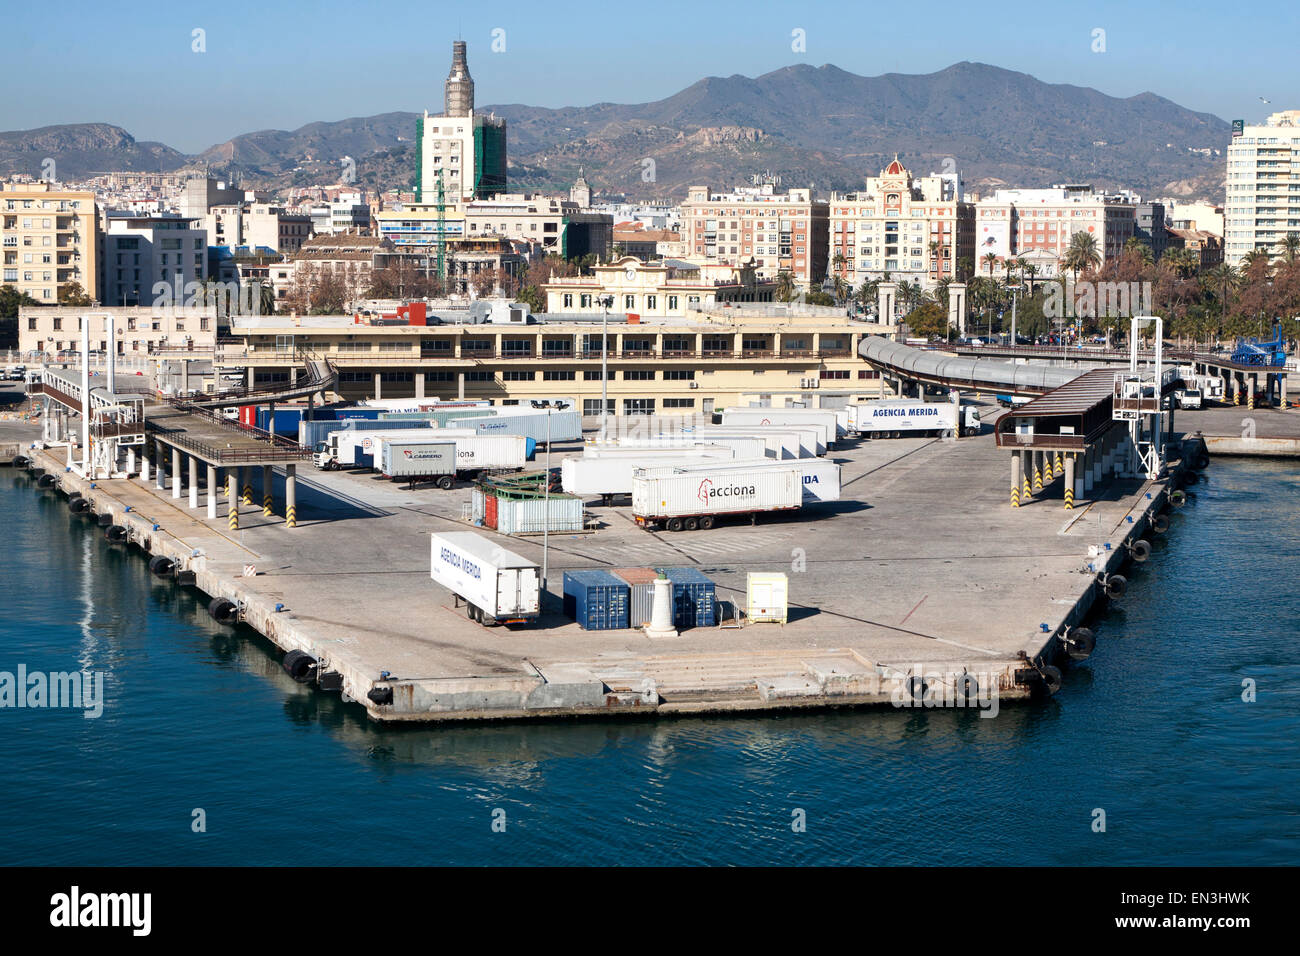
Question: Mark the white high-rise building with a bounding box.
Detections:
[1224,110,1300,266]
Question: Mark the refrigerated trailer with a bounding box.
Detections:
[379,440,458,487]
[848,399,980,438]
[631,464,803,531]
[314,428,437,469]
[637,456,841,503]
[374,432,529,482]
[721,407,840,448]
[562,447,735,501]
[585,437,768,458]
[430,532,540,626]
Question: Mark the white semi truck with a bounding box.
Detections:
[631,463,803,532]
[848,400,981,438]
[430,532,541,626]
[637,456,842,503]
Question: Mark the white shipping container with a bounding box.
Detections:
[447,410,581,443]
[721,408,837,450]
[848,400,958,436]
[688,424,818,458]
[746,572,789,624]
[429,532,541,624]
[562,448,731,497]
[632,465,802,529]
[380,440,457,479]
[637,456,841,502]
[598,435,771,459]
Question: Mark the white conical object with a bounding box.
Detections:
[643,576,679,639]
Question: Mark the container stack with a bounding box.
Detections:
[611,567,660,628]
[473,472,584,535]
[610,566,717,630]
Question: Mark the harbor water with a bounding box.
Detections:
[1,458,1297,866]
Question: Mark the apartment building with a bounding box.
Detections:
[543,256,775,317]
[202,201,311,254]
[973,185,1136,278]
[1134,202,1168,260]
[1,183,99,302]
[308,192,372,235]
[218,306,884,412]
[681,182,829,289]
[18,304,218,357]
[101,214,207,307]
[828,158,973,291]
[414,42,507,203]
[1224,109,1300,266]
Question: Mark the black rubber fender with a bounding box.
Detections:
[1194,454,1210,471]
[281,649,318,683]
[1130,539,1151,562]
[955,672,979,704]
[1064,627,1096,661]
[96,513,113,528]
[104,525,128,543]
[1105,574,1128,600]
[1169,489,1187,507]
[207,597,239,625]
[1041,665,1063,695]
[907,674,929,701]
[1152,514,1169,534]
[367,685,394,706]
[67,495,89,513]
[11,455,28,469]
[37,473,56,488]
[148,555,175,577]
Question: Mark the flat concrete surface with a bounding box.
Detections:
[24,398,1182,721]
[1178,406,1300,457]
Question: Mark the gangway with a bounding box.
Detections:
[176,349,337,410]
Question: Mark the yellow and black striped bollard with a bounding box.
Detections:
[263,491,273,517]
[242,483,254,506]
[228,505,239,531]
[286,505,297,529]
[1064,486,1074,510]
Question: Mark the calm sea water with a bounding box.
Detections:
[1,459,1297,866]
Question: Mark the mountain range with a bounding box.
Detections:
[0,62,1230,201]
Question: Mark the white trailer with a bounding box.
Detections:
[452,409,581,443]
[637,456,841,503]
[314,428,438,469]
[722,407,840,448]
[562,448,733,501]
[380,440,458,487]
[631,464,803,532]
[373,432,528,478]
[848,399,980,438]
[586,437,769,459]
[690,424,819,458]
[430,532,540,626]
[360,398,490,413]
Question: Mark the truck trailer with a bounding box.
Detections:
[719,409,836,451]
[848,399,980,438]
[631,464,803,532]
[637,456,841,503]
[562,447,734,501]
[430,532,541,626]
[379,440,458,487]
[374,432,529,482]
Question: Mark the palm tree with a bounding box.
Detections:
[1203,263,1240,344]
[1064,232,1101,283]
[1023,263,1039,295]
[1242,248,1272,272]
[982,251,999,278]
[855,277,880,314]
[1279,233,1300,265]
[1125,236,1154,266]
[774,270,797,303]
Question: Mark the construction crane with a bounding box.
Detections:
[436,168,447,285]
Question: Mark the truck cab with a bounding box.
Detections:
[313,439,337,470]
[1175,388,1203,410]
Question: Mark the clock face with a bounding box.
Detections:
[625,267,636,282]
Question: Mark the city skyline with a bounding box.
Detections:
[2,0,1295,153]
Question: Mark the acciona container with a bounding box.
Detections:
[562,570,630,630]
[631,465,802,525]
[636,457,841,503]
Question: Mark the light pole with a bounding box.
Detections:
[542,406,551,601]
[599,295,613,440]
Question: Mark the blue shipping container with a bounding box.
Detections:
[255,407,306,433]
[661,567,717,628]
[563,570,630,630]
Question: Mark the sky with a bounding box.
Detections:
[3,0,1296,153]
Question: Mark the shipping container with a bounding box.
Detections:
[731,402,849,439]
[631,464,803,531]
[379,409,499,427]
[593,436,770,459]
[612,567,659,628]
[637,456,841,503]
[662,567,717,628]
[847,399,979,438]
[721,408,837,450]
[746,572,789,624]
[374,433,529,476]
[495,494,584,534]
[314,428,439,469]
[380,440,457,484]
[562,570,630,630]
[685,424,817,458]
[451,409,581,443]
[429,532,540,626]
[562,449,734,500]
[362,398,491,413]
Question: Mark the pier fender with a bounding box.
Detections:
[67,495,90,514]
[1151,514,1169,535]
[366,685,394,706]
[281,650,319,683]
[96,513,114,528]
[318,671,344,692]
[1169,489,1187,508]
[1104,574,1127,601]
[1062,627,1096,662]
[907,674,929,701]
[1041,665,1063,695]
[1193,453,1210,471]
[955,672,979,704]
[11,456,29,469]
[1129,539,1151,563]
[148,555,175,577]
[207,597,240,625]
[37,473,56,488]
[104,525,128,544]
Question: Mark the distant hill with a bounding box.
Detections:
[0,62,1229,201]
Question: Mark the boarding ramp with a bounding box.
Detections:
[175,349,337,410]
[858,336,1085,397]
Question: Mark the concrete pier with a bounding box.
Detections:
[15,401,1202,725]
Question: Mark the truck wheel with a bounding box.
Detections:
[666,517,684,532]
[699,516,715,530]
[437,475,454,490]
[466,602,477,621]
[684,517,699,531]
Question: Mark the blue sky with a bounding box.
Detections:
[3,0,1295,153]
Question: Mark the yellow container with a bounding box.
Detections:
[746,572,788,625]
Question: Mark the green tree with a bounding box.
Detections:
[57,282,93,306]
[903,301,947,338]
